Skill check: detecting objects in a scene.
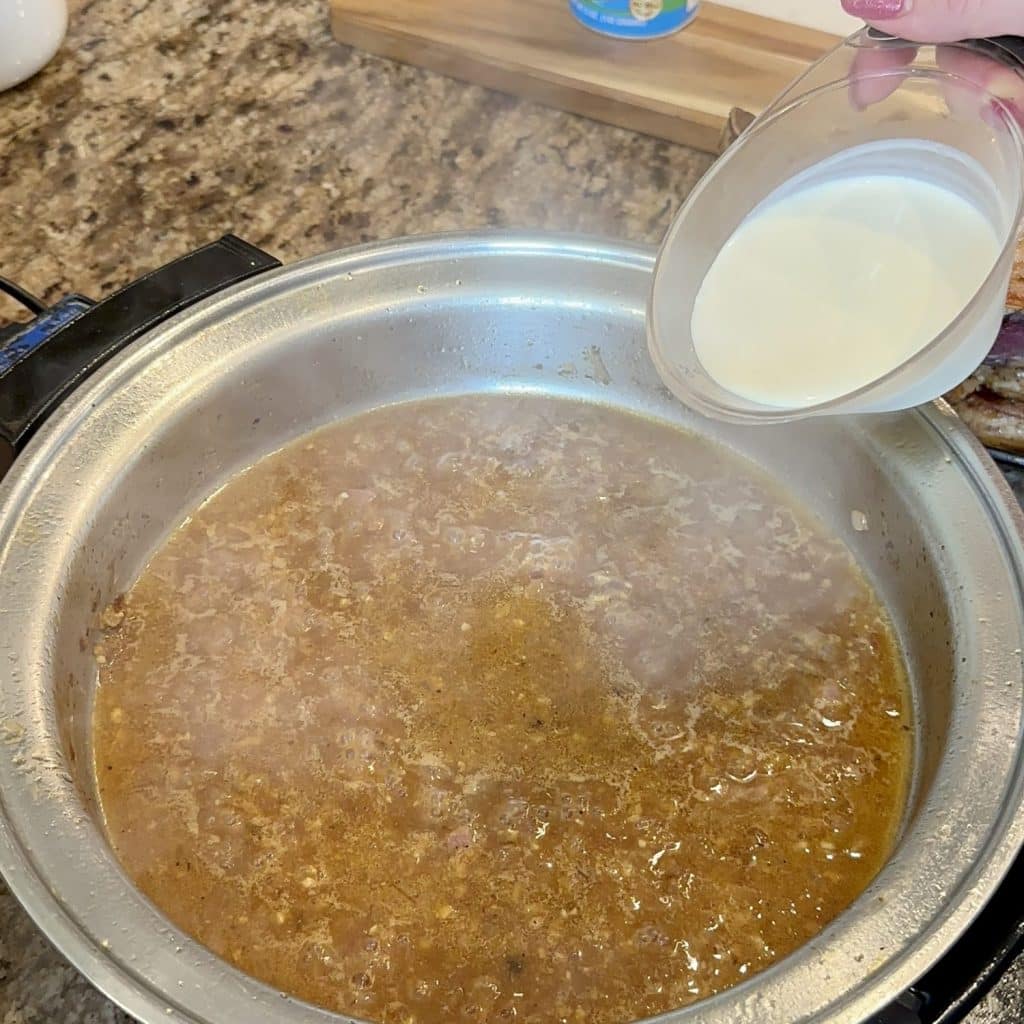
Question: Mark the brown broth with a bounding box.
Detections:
[92,394,911,1024]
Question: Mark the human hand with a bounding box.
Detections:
[841,0,1024,43]
[840,2,1024,124]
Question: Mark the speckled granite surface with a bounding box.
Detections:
[0,0,710,312]
[0,1,1021,1022]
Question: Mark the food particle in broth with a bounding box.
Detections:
[93,394,911,1023]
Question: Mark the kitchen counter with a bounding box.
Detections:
[0,0,711,313]
[0,1,1021,1022]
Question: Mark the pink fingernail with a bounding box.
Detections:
[841,0,910,18]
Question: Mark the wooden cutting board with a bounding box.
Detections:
[328,0,839,154]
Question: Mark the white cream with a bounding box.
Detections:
[690,174,1002,409]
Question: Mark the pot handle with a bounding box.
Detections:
[0,234,280,473]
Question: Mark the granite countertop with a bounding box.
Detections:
[0,1,1021,1022]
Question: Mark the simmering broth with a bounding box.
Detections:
[93,394,911,1023]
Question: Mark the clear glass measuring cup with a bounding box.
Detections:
[648,30,1024,424]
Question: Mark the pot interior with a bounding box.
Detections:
[1,235,1022,1024]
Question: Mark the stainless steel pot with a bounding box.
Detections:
[0,232,1022,1024]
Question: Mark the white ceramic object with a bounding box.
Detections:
[0,0,68,92]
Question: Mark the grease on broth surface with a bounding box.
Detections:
[93,394,911,1023]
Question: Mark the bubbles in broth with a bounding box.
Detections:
[93,394,911,1023]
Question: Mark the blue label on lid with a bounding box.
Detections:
[569,0,698,39]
